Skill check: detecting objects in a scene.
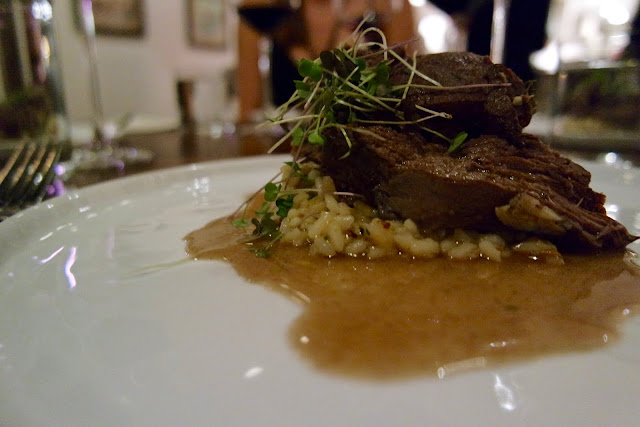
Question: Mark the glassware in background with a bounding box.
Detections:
[0,0,69,144]
[547,60,640,153]
[67,0,152,170]
[237,1,292,35]
[208,67,238,137]
[528,0,640,153]
[236,0,295,122]
[177,67,238,138]
[489,0,510,64]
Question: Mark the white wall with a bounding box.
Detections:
[52,0,237,126]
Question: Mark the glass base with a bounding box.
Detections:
[68,145,153,171]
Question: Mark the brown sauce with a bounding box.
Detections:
[185,217,640,380]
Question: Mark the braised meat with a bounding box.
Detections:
[318,125,635,252]
[300,51,637,252]
[386,52,535,141]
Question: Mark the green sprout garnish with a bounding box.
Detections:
[448,131,469,153]
[263,25,492,160]
[232,218,248,228]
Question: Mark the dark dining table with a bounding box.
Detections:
[63,123,285,189]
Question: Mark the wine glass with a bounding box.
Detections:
[489,0,511,64]
[236,0,296,122]
[67,0,153,170]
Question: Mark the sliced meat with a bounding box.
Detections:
[317,125,637,252]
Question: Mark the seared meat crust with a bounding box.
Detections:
[386,52,535,141]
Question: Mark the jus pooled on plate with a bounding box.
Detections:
[232,28,637,261]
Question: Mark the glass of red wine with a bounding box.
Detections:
[237,1,294,36]
[236,1,297,122]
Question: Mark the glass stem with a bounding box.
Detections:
[79,0,106,148]
[490,0,510,64]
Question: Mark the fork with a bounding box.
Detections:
[0,140,62,219]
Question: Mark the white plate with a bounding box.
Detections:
[1,155,639,426]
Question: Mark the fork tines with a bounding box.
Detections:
[0,141,61,210]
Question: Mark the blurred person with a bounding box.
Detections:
[236,0,417,123]
[431,0,552,81]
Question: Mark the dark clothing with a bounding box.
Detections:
[270,41,299,106]
[622,8,640,60]
[269,6,308,106]
[431,0,551,81]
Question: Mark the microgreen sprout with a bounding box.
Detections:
[448,131,469,153]
[264,26,489,159]
[232,218,248,228]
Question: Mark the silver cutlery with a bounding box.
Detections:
[0,140,62,219]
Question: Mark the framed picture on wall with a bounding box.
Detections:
[75,0,145,37]
[187,0,226,49]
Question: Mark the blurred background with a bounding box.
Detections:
[1,0,639,147]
